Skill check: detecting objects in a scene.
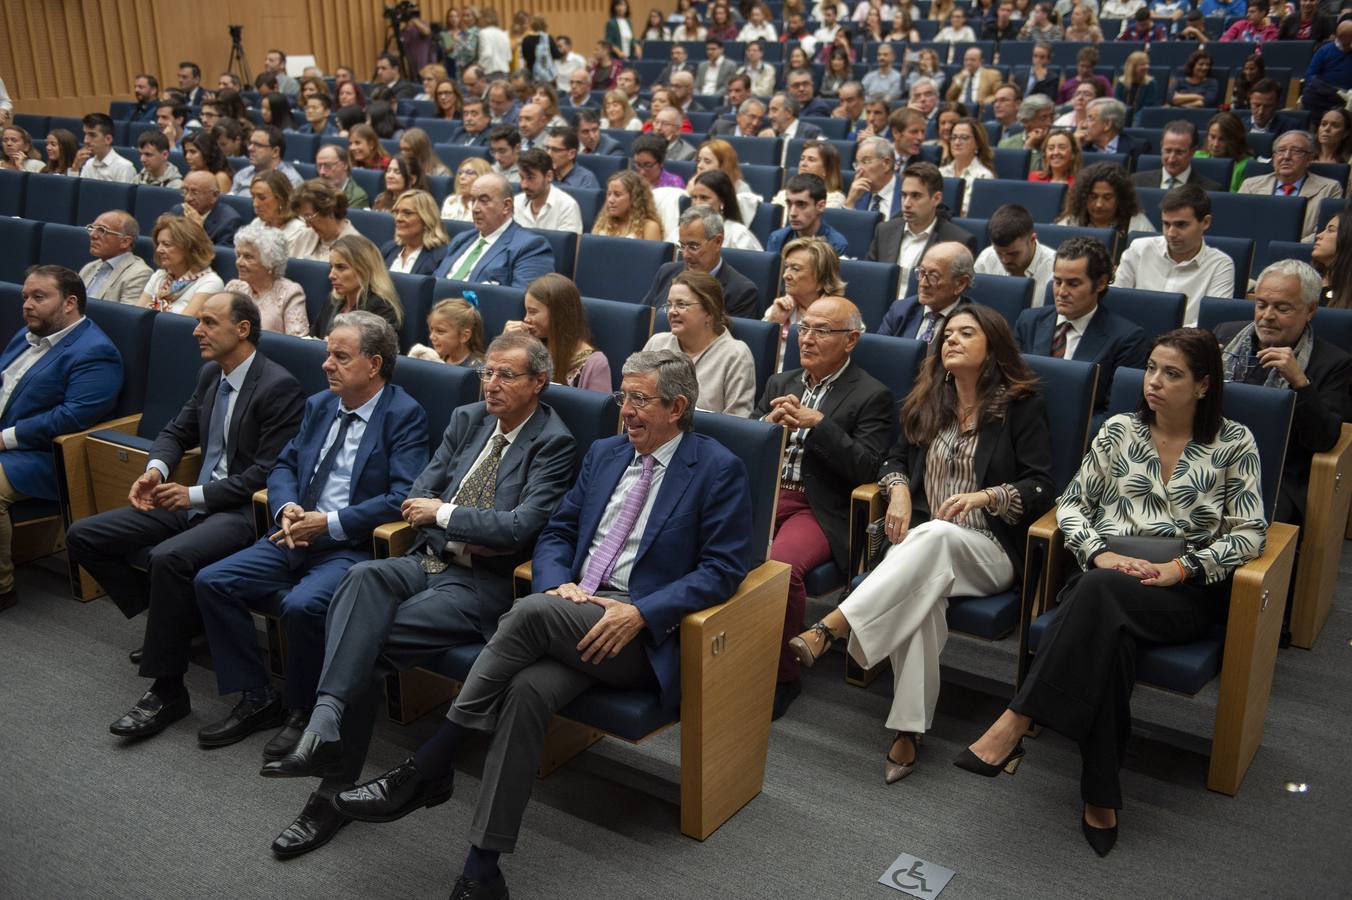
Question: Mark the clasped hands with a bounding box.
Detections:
[547,582,647,664]
[883,487,990,545]
[1093,551,1184,587]
[270,503,330,548]
[763,394,824,429]
[128,468,193,513]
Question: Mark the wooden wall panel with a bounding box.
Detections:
[1,0,609,117]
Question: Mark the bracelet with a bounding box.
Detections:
[1174,558,1187,582]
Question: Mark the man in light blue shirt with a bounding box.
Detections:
[862,44,904,103]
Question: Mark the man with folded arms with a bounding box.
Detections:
[65,293,305,739]
[191,312,427,771]
[329,351,751,900]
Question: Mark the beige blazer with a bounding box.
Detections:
[79,254,154,305]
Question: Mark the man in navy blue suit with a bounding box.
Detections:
[1013,237,1148,408]
[192,311,429,763]
[449,98,493,147]
[0,266,122,610]
[877,242,977,341]
[846,137,902,219]
[433,172,554,288]
[173,170,243,246]
[331,350,753,900]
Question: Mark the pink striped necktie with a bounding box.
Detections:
[578,454,656,594]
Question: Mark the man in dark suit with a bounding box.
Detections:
[1014,237,1148,408]
[1245,79,1291,138]
[868,163,978,299]
[709,98,766,139]
[0,266,122,611]
[257,332,576,858]
[1214,260,1352,528]
[762,92,824,144]
[654,45,696,89]
[65,293,306,739]
[372,53,419,100]
[192,312,429,773]
[846,137,902,219]
[174,170,242,246]
[786,68,835,119]
[449,98,493,147]
[642,206,761,318]
[1130,121,1223,192]
[756,297,893,719]
[331,350,752,900]
[433,173,554,288]
[574,108,624,156]
[877,242,977,340]
[1084,98,1144,164]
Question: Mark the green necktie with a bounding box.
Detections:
[450,237,488,281]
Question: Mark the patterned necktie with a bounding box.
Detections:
[450,237,488,280]
[579,454,656,594]
[1164,175,1177,189]
[1279,183,1296,197]
[196,379,235,486]
[869,192,883,213]
[300,411,356,511]
[453,434,508,509]
[918,311,940,344]
[1051,321,1071,359]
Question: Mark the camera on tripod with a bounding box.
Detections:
[384,1,420,25]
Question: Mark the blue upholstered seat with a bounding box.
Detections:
[838,259,900,333]
[1101,286,1187,340]
[820,208,881,260]
[0,282,25,346]
[580,296,654,391]
[968,180,1066,223]
[390,353,482,450]
[284,258,334,323]
[23,174,79,225]
[720,248,779,317]
[0,218,44,284]
[75,180,136,226]
[534,228,578,281]
[574,235,673,304]
[84,300,157,417]
[389,272,435,352]
[0,170,27,217]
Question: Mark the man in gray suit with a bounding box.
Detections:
[259,332,577,859]
[654,107,697,163]
[79,210,152,304]
[695,38,739,98]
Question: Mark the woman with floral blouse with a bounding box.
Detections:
[957,328,1267,859]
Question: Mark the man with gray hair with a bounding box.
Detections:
[433,172,554,287]
[1238,129,1346,240]
[761,91,824,142]
[831,81,869,136]
[80,209,153,303]
[998,94,1055,167]
[654,106,697,162]
[846,136,900,217]
[710,97,767,138]
[877,241,977,340]
[643,205,762,317]
[1214,259,1352,528]
[194,310,429,775]
[335,350,752,900]
[1131,120,1223,192]
[1083,97,1144,164]
[261,331,577,859]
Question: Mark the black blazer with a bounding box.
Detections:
[171,202,241,246]
[1102,131,1145,165]
[879,393,1055,581]
[755,363,895,573]
[448,127,489,147]
[150,352,306,514]
[381,239,449,277]
[1214,322,1352,524]
[1014,304,1149,408]
[311,294,402,339]
[1130,168,1223,193]
[642,259,762,319]
[866,215,977,271]
[1011,66,1061,100]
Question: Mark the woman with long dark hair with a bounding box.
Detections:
[1312,211,1352,308]
[1056,162,1155,255]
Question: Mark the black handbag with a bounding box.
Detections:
[1103,535,1187,564]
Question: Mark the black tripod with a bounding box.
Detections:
[226,25,252,86]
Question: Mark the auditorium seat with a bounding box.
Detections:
[0,219,44,284]
[838,259,900,333]
[574,153,624,186]
[37,223,94,276]
[76,180,136,226]
[579,296,655,391]
[284,258,335,323]
[1101,286,1186,339]
[574,235,673,303]
[0,170,28,216]
[992,148,1031,181]
[821,208,881,259]
[347,208,396,247]
[967,180,1065,222]
[433,281,524,338]
[132,185,184,235]
[0,282,25,345]
[720,248,779,317]
[555,186,602,233]
[22,173,79,225]
[533,228,578,281]
[258,330,330,396]
[725,135,782,166]
[389,273,435,352]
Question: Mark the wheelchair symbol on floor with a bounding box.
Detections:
[891,861,930,894]
[878,852,955,898]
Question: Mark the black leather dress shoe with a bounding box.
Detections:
[333,757,453,823]
[197,695,284,748]
[271,792,350,860]
[448,874,509,900]
[128,646,143,665]
[109,690,190,738]
[771,679,802,721]
[259,731,345,778]
[262,709,309,761]
[0,588,17,612]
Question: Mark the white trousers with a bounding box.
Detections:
[839,520,1014,733]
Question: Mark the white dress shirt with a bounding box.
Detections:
[433,411,533,566]
[0,316,86,448]
[1056,305,1100,360]
[581,431,684,592]
[388,247,422,274]
[149,351,256,508]
[79,150,136,183]
[513,185,584,234]
[282,387,384,540]
[1112,235,1235,326]
[974,241,1057,308]
[446,218,513,279]
[896,218,936,295]
[1158,166,1192,189]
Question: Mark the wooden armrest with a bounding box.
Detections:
[848,482,882,576]
[53,413,143,526]
[1290,424,1352,647]
[513,560,534,597]
[1026,507,1059,542]
[252,489,271,540]
[373,520,416,559]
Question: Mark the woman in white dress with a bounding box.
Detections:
[248,170,307,255]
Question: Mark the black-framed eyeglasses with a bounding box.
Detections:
[612,390,661,408]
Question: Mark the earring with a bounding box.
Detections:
[945,370,953,382]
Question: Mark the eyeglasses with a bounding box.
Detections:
[949,133,973,143]
[915,268,946,285]
[798,324,855,339]
[611,390,662,408]
[660,300,699,313]
[632,159,660,171]
[678,240,706,254]
[85,223,126,238]
[1254,300,1301,316]
[478,367,527,383]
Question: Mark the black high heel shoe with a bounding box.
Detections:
[1081,811,1119,857]
[952,740,1025,777]
[788,621,836,669]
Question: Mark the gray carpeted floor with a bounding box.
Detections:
[2,548,1350,900]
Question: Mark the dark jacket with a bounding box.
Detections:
[642,259,762,319]
[1130,168,1223,193]
[879,392,1055,581]
[754,363,895,574]
[1014,303,1149,408]
[171,201,242,246]
[381,239,449,276]
[866,215,978,271]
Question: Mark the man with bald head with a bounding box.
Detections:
[669,70,705,114]
[515,102,547,152]
[172,170,243,245]
[877,241,976,341]
[654,107,697,162]
[433,173,553,288]
[80,210,153,303]
[755,296,895,719]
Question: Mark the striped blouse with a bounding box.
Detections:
[925,422,1023,545]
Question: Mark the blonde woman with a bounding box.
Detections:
[764,235,846,365]
[408,298,486,366]
[383,189,450,276]
[399,127,450,177]
[602,90,643,131]
[441,157,492,220]
[139,215,225,314]
[1113,51,1161,127]
[593,170,664,240]
[312,234,404,338]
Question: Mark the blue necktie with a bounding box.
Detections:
[300,411,356,511]
[197,379,235,487]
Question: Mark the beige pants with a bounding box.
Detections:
[0,463,27,593]
[840,520,1013,734]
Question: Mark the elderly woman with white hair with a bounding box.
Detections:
[224,221,310,336]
